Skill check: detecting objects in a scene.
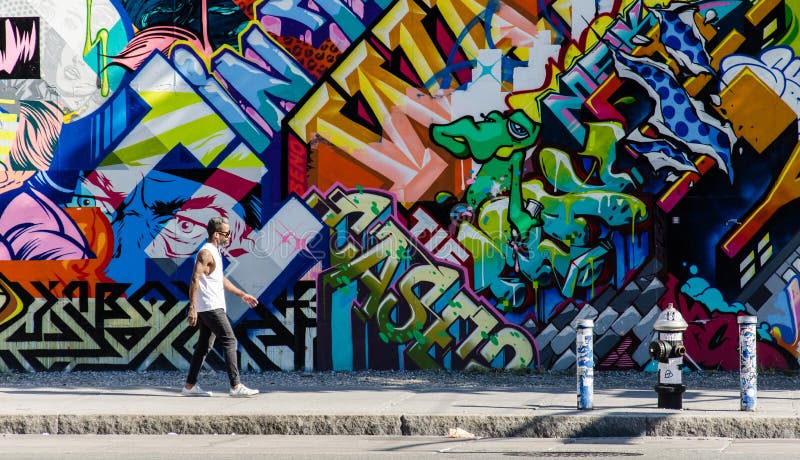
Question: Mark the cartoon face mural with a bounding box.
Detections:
[0,100,92,260]
[431,109,544,241]
[82,169,259,271]
[0,0,796,375]
[430,110,540,162]
[0,0,130,120]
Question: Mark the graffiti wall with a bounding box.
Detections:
[0,0,798,372]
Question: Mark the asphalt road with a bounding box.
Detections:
[2,435,799,459]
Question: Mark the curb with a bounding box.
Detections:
[2,414,799,438]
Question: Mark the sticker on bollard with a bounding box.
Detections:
[576,319,594,410]
[738,315,758,411]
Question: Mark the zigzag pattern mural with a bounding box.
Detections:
[0,275,316,372]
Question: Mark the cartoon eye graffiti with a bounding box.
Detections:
[169,214,207,242]
[68,195,96,207]
[178,219,195,233]
[507,119,530,141]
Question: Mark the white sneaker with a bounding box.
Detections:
[181,385,212,397]
[229,383,259,397]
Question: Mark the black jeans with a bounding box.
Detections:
[186,308,240,388]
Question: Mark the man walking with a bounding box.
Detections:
[182,216,259,397]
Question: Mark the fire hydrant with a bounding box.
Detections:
[648,303,688,409]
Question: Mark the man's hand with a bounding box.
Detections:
[241,293,258,308]
[187,306,198,327]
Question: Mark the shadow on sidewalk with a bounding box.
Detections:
[0,388,180,398]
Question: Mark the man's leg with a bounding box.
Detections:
[203,308,240,389]
[185,316,214,386]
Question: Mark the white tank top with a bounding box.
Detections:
[195,242,225,312]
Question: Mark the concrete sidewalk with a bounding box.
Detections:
[1,378,799,438]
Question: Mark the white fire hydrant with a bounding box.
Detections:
[648,303,688,409]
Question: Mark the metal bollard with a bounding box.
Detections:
[738,315,758,411]
[576,319,594,410]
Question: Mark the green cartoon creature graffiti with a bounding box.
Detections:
[431,110,544,241]
[430,108,648,305]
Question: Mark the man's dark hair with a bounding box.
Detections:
[207,216,229,238]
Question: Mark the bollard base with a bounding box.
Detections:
[741,393,757,412]
[654,384,686,410]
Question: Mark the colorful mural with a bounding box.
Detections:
[0,0,799,373]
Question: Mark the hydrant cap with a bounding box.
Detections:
[653,304,688,331]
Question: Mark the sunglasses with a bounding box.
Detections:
[216,230,231,237]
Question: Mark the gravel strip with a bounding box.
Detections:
[0,369,798,391]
